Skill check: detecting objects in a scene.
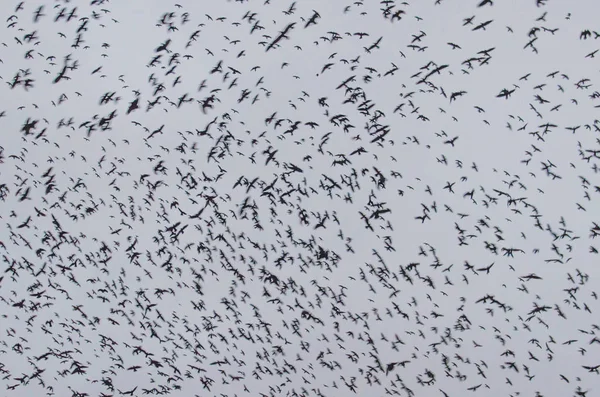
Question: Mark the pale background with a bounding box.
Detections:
[1,1,599,396]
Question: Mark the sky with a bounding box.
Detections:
[1,0,600,396]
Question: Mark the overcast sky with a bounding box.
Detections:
[1,1,600,396]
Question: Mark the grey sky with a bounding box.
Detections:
[1,1,600,396]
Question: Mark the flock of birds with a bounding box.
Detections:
[1,0,600,396]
